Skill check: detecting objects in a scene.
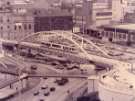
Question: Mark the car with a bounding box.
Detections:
[56,78,69,86]
[30,65,38,70]
[67,66,73,70]
[44,92,50,96]
[108,51,124,56]
[72,65,79,69]
[50,87,56,92]
[41,86,48,90]
[51,61,60,66]
[43,77,48,80]
[56,66,64,70]
[33,91,39,96]
[39,99,44,101]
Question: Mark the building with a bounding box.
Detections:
[0,0,74,40]
[124,12,135,23]
[0,4,13,40]
[92,1,112,27]
[0,0,34,40]
[11,0,34,40]
[124,0,135,13]
[112,0,124,22]
[73,0,124,33]
[100,23,135,45]
[34,8,73,32]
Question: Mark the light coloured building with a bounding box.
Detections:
[11,1,34,40]
[74,0,124,32]
[112,0,124,22]
[0,1,14,40]
[92,1,112,27]
[0,0,34,40]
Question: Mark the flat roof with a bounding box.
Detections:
[112,24,135,31]
[102,23,135,33]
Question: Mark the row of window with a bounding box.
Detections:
[96,12,112,16]
[0,17,10,23]
[14,24,32,30]
[0,24,32,31]
[101,31,127,39]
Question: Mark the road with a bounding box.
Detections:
[9,78,87,101]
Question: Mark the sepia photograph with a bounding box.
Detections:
[0,0,134,101]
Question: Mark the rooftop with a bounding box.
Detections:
[102,23,135,33]
[112,24,135,31]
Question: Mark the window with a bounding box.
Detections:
[14,25,17,30]
[96,12,112,16]
[19,25,21,30]
[119,33,122,39]
[0,7,3,10]
[123,34,126,39]
[34,11,37,15]
[0,26,3,30]
[7,26,10,29]
[102,31,104,36]
[106,32,109,37]
[24,24,27,30]
[29,24,31,30]
[7,2,10,5]
[0,17,3,23]
[7,19,10,22]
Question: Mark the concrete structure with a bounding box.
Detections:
[98,69,135,101]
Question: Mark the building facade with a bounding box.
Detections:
[0,0,34,40]
[73,0,124,33]
[34,8,73,32]
[0,0,74,40]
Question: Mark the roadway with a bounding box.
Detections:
[9,78,87,101]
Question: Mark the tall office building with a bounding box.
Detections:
[112,0,124,22]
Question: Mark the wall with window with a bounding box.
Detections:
[34,16,73,32]
[12,15,34,40]
[0,11,14,40]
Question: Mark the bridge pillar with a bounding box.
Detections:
[81,37,84,48]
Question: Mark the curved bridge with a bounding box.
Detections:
[17,30,131,68]
[19,30,110,57]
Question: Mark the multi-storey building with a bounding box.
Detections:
[73,0,124,32]
[0,0,74,40]
[0,6,13,40]
[0,0,34,40]
[34,8,73,32]
[11,0,34,40]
